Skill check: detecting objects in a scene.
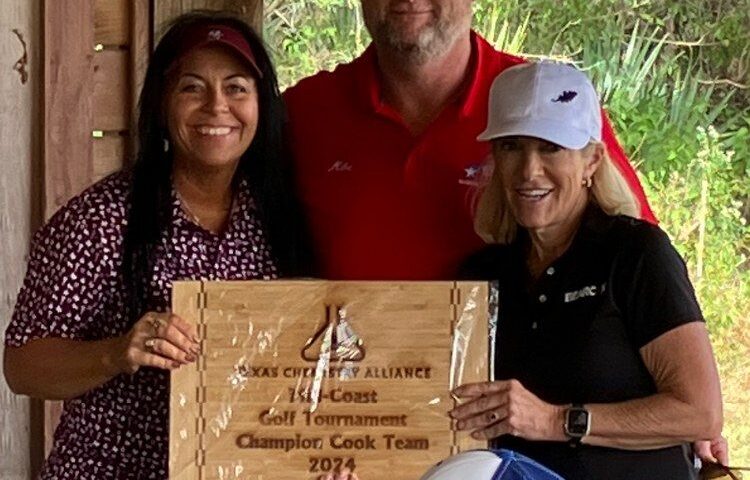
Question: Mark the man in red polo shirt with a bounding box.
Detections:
[284,0,655,282]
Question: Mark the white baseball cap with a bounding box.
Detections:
[477,61,602,149]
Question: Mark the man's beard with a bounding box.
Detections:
[372,13,469,64]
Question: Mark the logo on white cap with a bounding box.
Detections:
[477,62,602,150]
[552,90,578,103]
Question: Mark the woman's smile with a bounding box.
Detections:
[194,125,237,136]
[166,44,259,173]
[515,187,554,202]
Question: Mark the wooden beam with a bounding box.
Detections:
[93,134,127,181]
[131,0,151,141]
[154,0,263,40]
[43,0,96,218]
[94,0,129,45]
[42,0,98,459]
[1,2,41,477]
[93,50,129,131]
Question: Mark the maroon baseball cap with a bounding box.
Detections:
[176,24,263,79]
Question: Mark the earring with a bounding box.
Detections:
[163,138,170,152]
[582,177,592,188]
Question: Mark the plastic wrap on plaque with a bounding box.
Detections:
[170,281,496,480]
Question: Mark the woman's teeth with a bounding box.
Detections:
[197,126,232,136]
[518,189,551,199]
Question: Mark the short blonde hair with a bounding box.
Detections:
[473,142,641,244]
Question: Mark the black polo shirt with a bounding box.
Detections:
[461,204,703,480]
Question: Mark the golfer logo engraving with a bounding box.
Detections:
[302,305,366,362]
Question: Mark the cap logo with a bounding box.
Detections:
[552,91,578,103]
[208,29,223,40]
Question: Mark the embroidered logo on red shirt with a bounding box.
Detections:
[458,164,484,186]
[327,160,353,172]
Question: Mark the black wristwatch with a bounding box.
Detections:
[564,403,591,446]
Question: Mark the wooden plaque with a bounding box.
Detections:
[170,281,492,480]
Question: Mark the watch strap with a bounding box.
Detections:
[565,403,589,447]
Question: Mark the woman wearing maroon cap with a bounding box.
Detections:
[4,11,311,479]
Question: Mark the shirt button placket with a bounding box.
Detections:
[533,266,556,331]
[533,294,547,331]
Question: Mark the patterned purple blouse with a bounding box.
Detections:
[5,172,278,479]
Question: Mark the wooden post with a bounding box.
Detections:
[1,2,42,477]
[130,0,152,157]
[41,0,96,459]
[42,0,96,218]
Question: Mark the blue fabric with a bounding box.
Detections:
[489,449,566,480]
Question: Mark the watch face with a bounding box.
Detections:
[566,408,590,436]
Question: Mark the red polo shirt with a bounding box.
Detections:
[285,32,655,280]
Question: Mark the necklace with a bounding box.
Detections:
[176,190,203,225]
[175,188,233,233]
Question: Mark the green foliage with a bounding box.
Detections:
[264,0,368,89]
[647,126,750,331]
[265,0,750,463]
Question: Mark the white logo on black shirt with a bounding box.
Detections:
[564,283,606,303]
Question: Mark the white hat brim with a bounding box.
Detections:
[477,117,597,150]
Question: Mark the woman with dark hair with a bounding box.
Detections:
[4,11,311,479]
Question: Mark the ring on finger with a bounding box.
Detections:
[144,337,157,352]
[147,316,163,335]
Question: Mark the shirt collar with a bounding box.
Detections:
[354,45,394,118]
[575,202,616,244]
[459,32,494,118]
[171,176,255,237]
[353,31,490,121]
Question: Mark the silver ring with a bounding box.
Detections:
[144,338,157,352]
